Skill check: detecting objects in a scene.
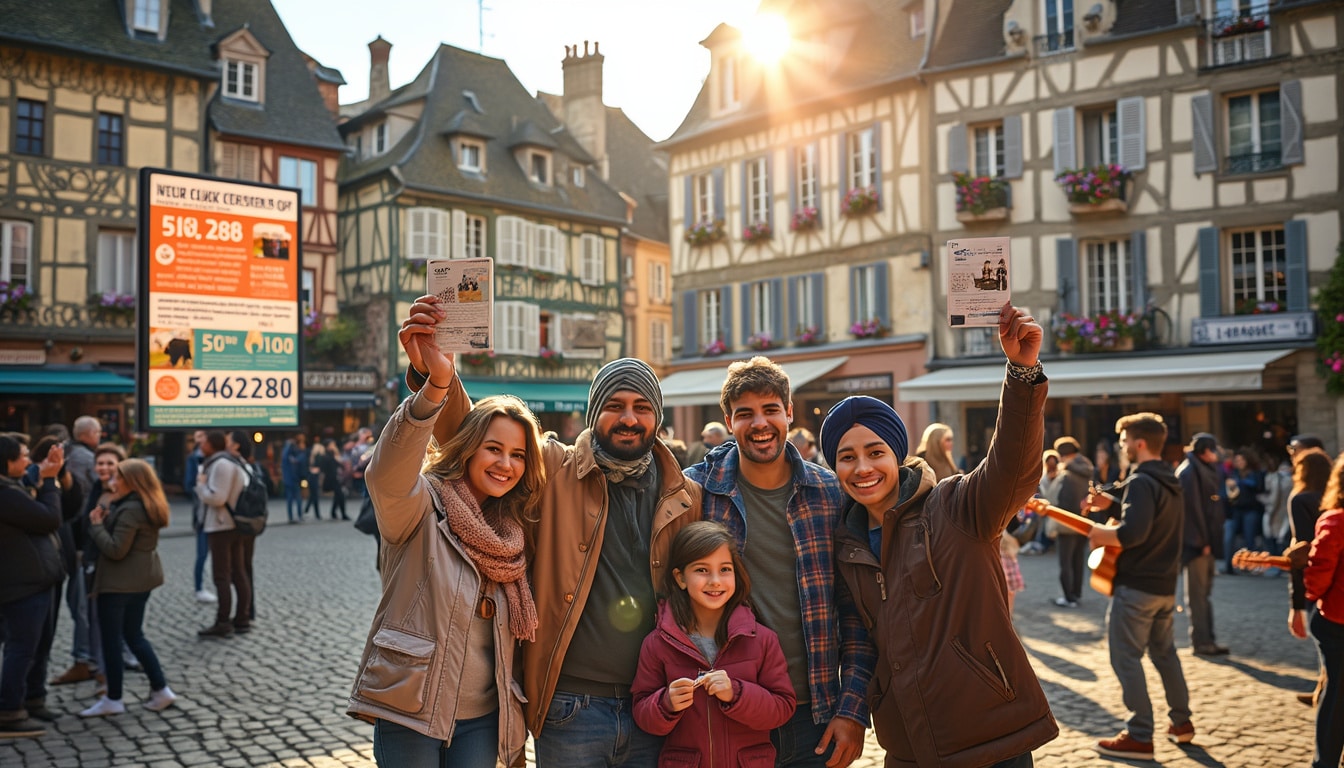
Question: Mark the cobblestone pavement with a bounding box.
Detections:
[3,502,1320,767]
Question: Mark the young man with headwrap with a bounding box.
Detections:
[399,295,702,768]
[822,304,1058,768]
[685,356,874,768]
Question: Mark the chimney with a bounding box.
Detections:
[561,41,607,178]
[368,36,392,104]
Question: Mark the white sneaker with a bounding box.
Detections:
[195,589,218,603]
[79,696,126,718]
[142,686,177,712]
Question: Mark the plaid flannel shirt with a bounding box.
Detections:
[685,441,874,726]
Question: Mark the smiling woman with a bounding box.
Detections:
[742,13,791,64]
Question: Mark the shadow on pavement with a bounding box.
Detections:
[1175,744,1229,767]
[1021,638,1100,682]
[1194,655,1315,693]
[1035,676,1113,733]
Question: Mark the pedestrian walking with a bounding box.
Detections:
[321,440,348,520]
[631,521,795,767]
[281,434,307,522]
[1052,436,1095,608]
[304,440,324,520]
[195,432,251,637]
[1177,432,1230,656]
[80,459,177,717]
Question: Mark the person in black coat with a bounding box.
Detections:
[0,434,65,737]
[1177,433,1229,656]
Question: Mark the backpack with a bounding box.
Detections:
[226,457,269,536]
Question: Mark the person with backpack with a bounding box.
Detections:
[193,432,251,638]
[227,431,266,626]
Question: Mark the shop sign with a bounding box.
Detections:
[825,374,893,394]
[1191,312,1315,346]
[304,370,378,391]
[0,349,46,365]
[526,399,588,414]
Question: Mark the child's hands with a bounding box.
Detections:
[665,678,696,713]
[699,670,733,702]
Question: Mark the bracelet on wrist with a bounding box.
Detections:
[426,378,452,389]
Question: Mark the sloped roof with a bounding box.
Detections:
[507,120,558,150]
[924,0,1013,70]
[339,44,627,225]
[604,107,669,243]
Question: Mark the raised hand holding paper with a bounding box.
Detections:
[947,237,1012,327]
[426,258,494,354]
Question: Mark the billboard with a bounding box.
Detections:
[137,168,302,430]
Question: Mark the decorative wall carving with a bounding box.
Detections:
[0,47,175,105]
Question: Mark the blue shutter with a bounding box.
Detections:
[1285,219,1308,312]
[740,160,749,231]
[740,282,752,345]
[849,266,860,325]
[764,153,774,228]
[1130,231,1148,312]
[683,175,693,227]
[1003,115,1023,179]
[1053,107,1076,175]
[1281,81,1304,166]
[719,285,733,344]
[948,123,968,174]
[787,147,797,219]
[681,290,698,356]
[1197,227,1221,317]
[786,276,799,338]
[712,167,725,224]
[871,123,883,211]
[770,278,784,339]
[810,272,825,334]
[1191,93,1217,175]
[874,262,890,327]
[1056,238,1080,315]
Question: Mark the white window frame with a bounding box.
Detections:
[796,144,818,211]
[848,129,877,190]
[1043,0,1074,36]
[572,166,585,187]
[407,207,448,261]
[854,265,879,322]
[223,59,259,102]
[1081,108,1118,166]
[1226,90,1281,161]
[132,0,161,32]
[529,151,551,185]
[699,290,722,346]
[533,225,563,274]
[458,139,483,172]
[693,172,715,222]
[279,156,317,207]
[973,123,1005,177]
[494,300,540,355]
[650,319,669,364]
[464,214,486,260]
[794,274,817,331]
[649,262,668,303]
[301,269,316,317]
[580,234,605,286]
[96,230,136,296]
[1082,240,1132,314]
[747,156,770,225]
[0,220,32,286]
[1228,226,1287,307]
[496,216,531,266]
[557,312,605,359]
[749,281,774,337]
[374,123,388,155]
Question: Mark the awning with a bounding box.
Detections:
[0,368,136,394]
[460,379,591,413]
[897,349,1296,402]
[660,356,849,407]
[302,392,380,411]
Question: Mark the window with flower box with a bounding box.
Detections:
[1227,89,1281,174]
[681,287,732,356]
[788,273,824,340]
[794,144,818,212]
[741,156,772,236]
[1197,221,1307,316]
[848,127,877,192]
[1,220,32,287]
[849,263,889,330]
[97,230,136,296]
[974,124,1005,178]
[741,279,782,346]
[1052,99,1146,175]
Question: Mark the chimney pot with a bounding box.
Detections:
[593,41,600,55]
[584,40,590,56]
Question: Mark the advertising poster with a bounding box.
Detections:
[137,169,302,429]
[426,257,494,353]
[946,236,1012,328]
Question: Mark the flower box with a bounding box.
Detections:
[684,218,726,247]
[1069,198,1128,215]
[850,318,886,339]
[747,332,774,351]
[0,281,34,316]
[1217,15,1268,37]
[1057,164,1131,216]
[842,186,880,217]
[461,351,495,368]
[954,173,1010,224]
[703,338,728,357]
[538,347,564,367]
[1234,298,1283,315]
[743,221,772,245]
[1053,310,1144,353]
[795,325,822,346]
[790,207,820,233]
[89,291,136,321]
[957,207,1009,223]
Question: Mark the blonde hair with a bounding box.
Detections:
[915,423,959,481]
[423,395,546,524]
[116,458,170,528]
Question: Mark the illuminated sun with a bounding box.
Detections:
[743,14,791,65]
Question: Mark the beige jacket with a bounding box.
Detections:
[425,372,703,735]
[347,392,526,765]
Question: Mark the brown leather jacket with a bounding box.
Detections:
[833,374,1058,767]
[427,373,703,734]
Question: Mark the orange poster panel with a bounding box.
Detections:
[147,207,298,301]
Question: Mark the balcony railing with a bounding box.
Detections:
[1034,30,1075,56]
[1225,150,1283,175]
[1204,13,1272,67]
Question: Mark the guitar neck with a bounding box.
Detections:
[1027,500,1096,537]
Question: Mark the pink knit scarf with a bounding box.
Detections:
[430,476,537,642]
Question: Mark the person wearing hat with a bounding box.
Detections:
[823,304,1058,767]
[398,295,702,768]
[1177,432,1230,656]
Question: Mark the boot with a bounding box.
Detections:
[197,621,234,638]
[23,699,56,722]
[50,661,93,685]
[0,710,45,738]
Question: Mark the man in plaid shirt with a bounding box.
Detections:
[685,356,874,768]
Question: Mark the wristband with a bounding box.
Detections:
[1006,360,1044,384]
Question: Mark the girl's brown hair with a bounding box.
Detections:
[915,423,959,480]
[1320,452,1344,512]
[662,521,752,647]
[422,395,545,524]
[116,458,170,528]
[1293,448,1334,497]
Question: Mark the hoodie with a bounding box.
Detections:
[1176,452,1225,564]
[1114,460,1185,596]
[1055,453,1096,527]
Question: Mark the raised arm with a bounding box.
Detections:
[397,295,473,445]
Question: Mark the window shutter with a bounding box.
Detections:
[496,217,510,264]
[683,175,694,226]
[1056,238,1080,315]
[1052,107,1076,175]
[810,272,825,334]
[525,303,540,354]
[837,132,849,202]
[1197,227,1221,316]
[408,208,426,259]
[770,278,784,338]
[431,209,447,259]
[1002,116,1023,179]
[681,290,698,355]
[719,285,733,344]
[764,152,774,228]
[740,160,749,230]
[786,276,799,336]
[534,226,547,271]
[947,123,968,174]
[787,147,797,216]
[740,283,752,344]
[521,220,536,267]
[1129,230,1148,312]
[1117,97,1146,172]
[871,123,883,210]
[810,143,822,225]
[1191,92,1217,174]
[238,144,259,181]
[712,167,725,223]
[1280,80,1304,165]
[1285,219,1308,312]
[219,142,237,178]
[849,266,859,325]
[451,210,466,258]
[874,262,890,326]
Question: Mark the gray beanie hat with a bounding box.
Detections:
[586,358,663,430]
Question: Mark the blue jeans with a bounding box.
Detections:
[1223,510,1263,568]
[1311,609,1344,768]
[771,706,834,768]
[97,591,167,701]
[373,713,497,768]
[285,480,303,520]
[0,589,54,712]
[66,556,92,663]
[194,527,210,592]
[1106,585,1191,743]
[535,691,662,768]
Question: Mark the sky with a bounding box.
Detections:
[271,0,765,141]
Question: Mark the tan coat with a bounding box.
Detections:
[427,374,703,735]
[347,393,526,765]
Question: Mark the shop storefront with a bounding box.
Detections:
[301,369,381,440]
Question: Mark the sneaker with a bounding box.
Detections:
[197,622,234,638]
[195,589,218,603]
[1053,597,1079,608]
[142,686,177,713]
[123,656,143,672]
[50,661,94,685]
[0,718,46,738]
[78,697,126,718]
[1193,644,1230,656]
[1167,720,1195,744]
[1096,731,1154,760]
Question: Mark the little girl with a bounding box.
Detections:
[632,521,796,767]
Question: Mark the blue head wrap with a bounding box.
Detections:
[819,396,909,470]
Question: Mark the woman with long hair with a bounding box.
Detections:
[304,440,325,520]
[1289,447,1335,707]
[914,422,960,481]
[347,330,546,767]
[1304,452,1344,767]
[80,459,176,717]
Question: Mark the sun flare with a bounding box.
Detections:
[743,14,791,65]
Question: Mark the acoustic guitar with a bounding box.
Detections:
[1023,497,1120,596]
[1230,548,1292,572]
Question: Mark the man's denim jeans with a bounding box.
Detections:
[535,691,662,768]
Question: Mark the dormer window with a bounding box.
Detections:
[217,28,270,104]
[458,139,483,172]
[132,0,162,32]
[572,166,585,187]
[223,60,259,101]
[374,123,388,155]
[529,151,551,185]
